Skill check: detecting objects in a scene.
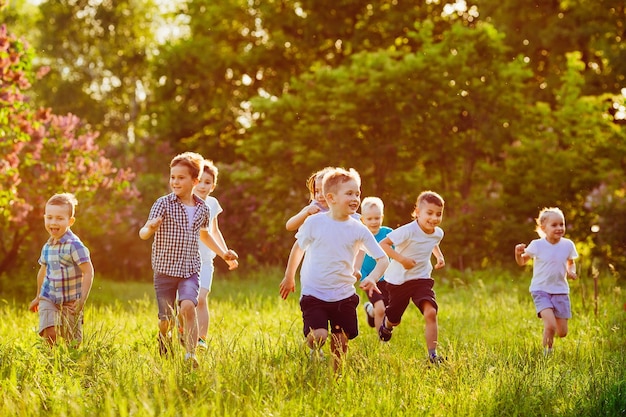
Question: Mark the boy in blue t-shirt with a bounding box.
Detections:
[355,197,393,331]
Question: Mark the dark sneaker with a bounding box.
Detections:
[378,318,393,342]
[364,302,375,328]
[429,354,445,364]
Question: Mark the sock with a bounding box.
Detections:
[428,348,437,358]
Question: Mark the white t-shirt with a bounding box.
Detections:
[525,237,578,294]
[296,212,386,302]
[383,221,444,285]
[199,196,223,262]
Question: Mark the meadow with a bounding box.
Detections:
[0,266,624,417]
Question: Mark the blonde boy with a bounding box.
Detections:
[29,193,94,346]
[280,168,389,372]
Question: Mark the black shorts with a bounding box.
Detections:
[385,279,438,324]
[300,293,360,340]
[366,280,390,306]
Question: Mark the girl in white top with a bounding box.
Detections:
[194,160,238,350]
[515,207,578,355]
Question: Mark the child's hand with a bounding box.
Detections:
[515,244,526,256]
[359,277,382,297]
[567,270,578,280]
[400,256,417,270]
[29,297,39,312]
[223,249,238,261]
[279,276,296,299]
[434,257,445,270]
[146,217,163,232]
[226,259,239,270]
[306,204,321,216]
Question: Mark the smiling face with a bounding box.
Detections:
[170,164,198,200]
[415,201,444,234]
[44,203,75,242]
[327,178,361,219]
[194,171,216,200]
[361,204,383,234]
[541,212,566,244]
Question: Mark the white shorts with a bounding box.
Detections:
[199,259,215,291]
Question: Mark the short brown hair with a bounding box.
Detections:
[202,160,219,185]
[170,152,204,180]
[46,193,78,217]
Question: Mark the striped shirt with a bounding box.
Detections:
[39,229,91,304]
[148,193,211,278]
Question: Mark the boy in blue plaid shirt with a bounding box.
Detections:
[140,152,237,368]
[29,193,94,347]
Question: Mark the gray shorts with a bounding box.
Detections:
[38,298,83,343]
[531,291,572,319]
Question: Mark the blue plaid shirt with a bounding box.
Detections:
[148,193,211,278]
[39,229,92,304]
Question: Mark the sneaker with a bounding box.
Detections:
[429,354,445,364]
[378,317,393,342]
[184,352,199,369]
[364,302,375,328]
[309,348,325,361]
[543,347,553,357]
[197,338,208,351]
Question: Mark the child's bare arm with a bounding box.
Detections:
[567,259,577,279]
[432,244,445,269]
[139,217,163,240]
[210,216,239,270]
[359,256,389,297]
[279,242,304,299]
[29,265,46,312]
[380,237,416,269]
[72,261,94,313]
[514,244,528,266]
[286,204,321,231]
[200,229,238,261]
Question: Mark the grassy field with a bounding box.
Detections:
[0,266,624,416]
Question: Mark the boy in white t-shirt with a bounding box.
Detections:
[379,191,446,364]
[280,167,389,373]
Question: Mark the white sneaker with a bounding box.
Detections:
[309,348,325,361]
[197,338,208,351]
[184,352,199,369]
[364,302,375,328]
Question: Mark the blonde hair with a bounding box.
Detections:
[535,207,565,238]
[322,167,361,196]
[46,193,78,217]
[361,196,384,213]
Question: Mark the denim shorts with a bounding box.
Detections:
[154,272,199,321]
[531,291,572,319]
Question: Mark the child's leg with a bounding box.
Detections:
[179,299,198,353]
[539,308,557,348]
[306,328,328,350]
[373,299,386,330]
[555,317,568,338]
[197,287,210,340]
[330,332,348,372]
[422,302,439,352]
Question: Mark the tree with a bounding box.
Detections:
[0,22,141,280]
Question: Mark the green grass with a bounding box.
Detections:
[1,267,624,416]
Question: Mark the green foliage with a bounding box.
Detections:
[1,268,625,416]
